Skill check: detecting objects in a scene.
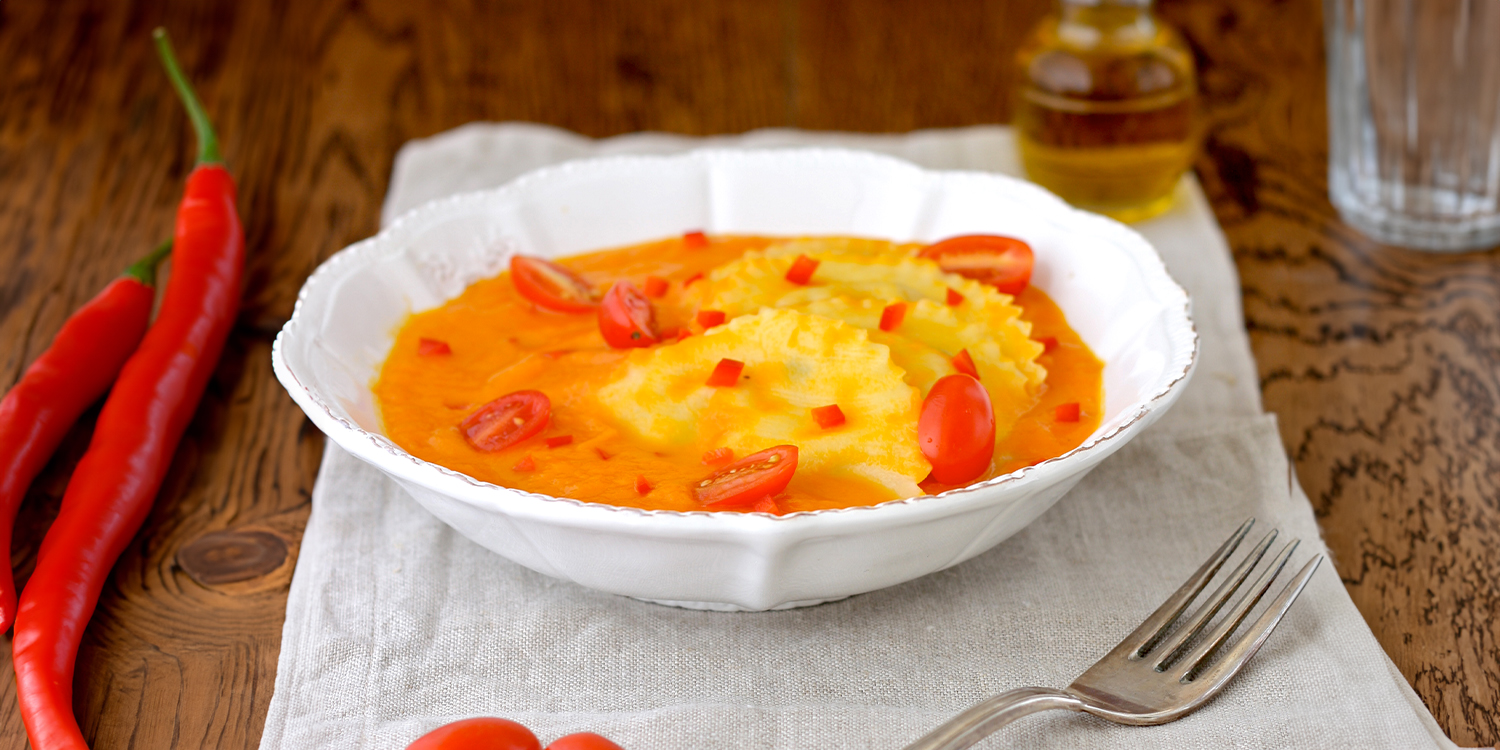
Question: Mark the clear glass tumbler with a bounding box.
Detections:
[1325,0,1500,251]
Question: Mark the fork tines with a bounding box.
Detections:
[1125,518,1323,683]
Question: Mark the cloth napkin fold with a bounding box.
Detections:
[260,124,1457,749]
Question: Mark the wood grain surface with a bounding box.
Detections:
[0,0,1495,747]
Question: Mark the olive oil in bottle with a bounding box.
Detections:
[1013,0,1198,222]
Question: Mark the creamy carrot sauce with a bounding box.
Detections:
[374,235,1103,513]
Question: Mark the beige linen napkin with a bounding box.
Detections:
[260,124,1457,749]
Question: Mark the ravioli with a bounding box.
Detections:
[595,308,930,498]
[697,238,1048,435]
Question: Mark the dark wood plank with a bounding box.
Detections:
[1160,0,1500,745]
[0,0,1495,747]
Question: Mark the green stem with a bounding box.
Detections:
[124,240,173,287]
[152,28,222,165]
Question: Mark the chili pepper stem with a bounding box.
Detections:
[123,239,172,287]
[152,28,222,166]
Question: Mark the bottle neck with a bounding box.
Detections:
[1058,0,1157,44]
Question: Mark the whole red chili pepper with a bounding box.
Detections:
[0,240,170,633]
[12,29,244,750]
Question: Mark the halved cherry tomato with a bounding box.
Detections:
[407,717,541,750]
[510,255,599,313]
[546,733,625,750]
[598,281,658,348]
[919,374,995,484]
[461,390,550,452]
[694,445,798,509]
[920,235,1034,295]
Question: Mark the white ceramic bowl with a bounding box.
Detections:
[272,148,1196,611]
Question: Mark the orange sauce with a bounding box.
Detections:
[373,235,1103,512]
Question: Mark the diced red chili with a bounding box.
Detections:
[683,230,709,249]
[750,496,781,514]
[1055,402,1081,422]
[946,287,965,306]
[953,349,980,380]
[785,255,819,285]
[418,338,452,356]
[635,475,652,495]
[812,404,847,429]
[706,358,745,387]
[545,435,573,448]
[673,328,693,342]
[697,309,727,329]
[643,276,670,298]
[879,302,906,332]
[683,272,705,286]
[701,447,734,465]
[1039,336,1059,353]
[512,455,536,472]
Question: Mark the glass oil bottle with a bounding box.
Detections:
[1013,0,1199,222]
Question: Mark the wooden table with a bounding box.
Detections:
[1,0,1495,747]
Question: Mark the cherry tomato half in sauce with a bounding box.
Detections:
[461,390,551,452]
[598,281,659,348]
[546,732,625,750]
[919,374,996,484]
[511,255,600,313]
[407,717,541,750]
[693,445,798,509]
[919,235,1035,295]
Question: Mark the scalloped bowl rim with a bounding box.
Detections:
[272,147,1198,536]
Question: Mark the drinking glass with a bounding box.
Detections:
[1325,0,1500,251]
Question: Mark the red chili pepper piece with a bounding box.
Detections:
[879,302,906,332]
[643,275,669,298]
[545,435,573,448]
[812,404,847,429]
[635,475,652,495]
[683,271,705,286]
[1055,402,1082,422]
[706,358,745,387]
[14,30,244,750]
[512,455,537,472]
[0,241,169,635]
[953,348,980,380]
[784,254,819,285]
[418,338,452,356]
[946,287,965,306]
[696,309,726,329]
[750,496,781,515]
[682,230,709,249]
[1039,336,1059,353]
[701,447,734,465]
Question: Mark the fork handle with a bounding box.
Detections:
[901,687,1084,750]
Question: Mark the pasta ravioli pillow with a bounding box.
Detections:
[595,308,930,498]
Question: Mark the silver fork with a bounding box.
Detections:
[903,518,1324,750]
